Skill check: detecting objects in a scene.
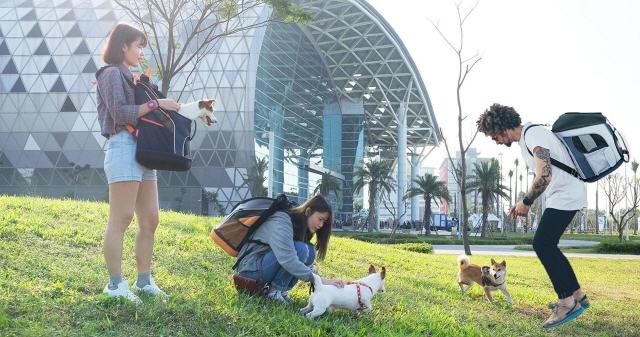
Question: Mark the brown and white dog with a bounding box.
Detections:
[457,255,513,305]
[300,265,386,319]
[177,99,217,126]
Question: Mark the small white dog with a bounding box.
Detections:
[177,99,217,126]
[300,265,386,319]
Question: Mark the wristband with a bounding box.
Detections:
[147,99,158,111]
[522,196,534,206]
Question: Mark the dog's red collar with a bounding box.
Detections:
[348,281,373,309]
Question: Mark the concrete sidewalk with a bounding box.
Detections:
[432,240,640,260]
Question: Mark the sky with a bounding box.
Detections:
[368,0,640,209]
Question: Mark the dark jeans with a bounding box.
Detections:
[240,241,315,292]
[533,208,580,299]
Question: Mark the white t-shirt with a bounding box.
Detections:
[518,122,587,210]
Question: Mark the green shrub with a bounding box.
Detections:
[596,242,640,254]
[347,233,534,246]
[391,242,433,254]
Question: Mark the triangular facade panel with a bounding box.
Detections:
[42,58,58,73]
[60,95,76,111]
[49,76,66,92]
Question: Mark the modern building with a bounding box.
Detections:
[0,0,440,218]
[438,148,495,215]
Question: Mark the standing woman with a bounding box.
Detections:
[236,195,345,302]
[96,22,180,303]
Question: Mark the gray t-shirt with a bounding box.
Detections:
[235,211,314,282]
[519,122,587,210]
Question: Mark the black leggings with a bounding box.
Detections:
[533,208,580,299]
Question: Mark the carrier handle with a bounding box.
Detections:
[190,119,197,140]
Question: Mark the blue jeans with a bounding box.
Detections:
[241,241,316,291]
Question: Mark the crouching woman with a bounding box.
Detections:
[236,195,344,302]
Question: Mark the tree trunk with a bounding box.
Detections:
[480,197,489,238]
[367,183,377,232]
[595,184,599,234]
[474,190,478,213]
[424,196,432,235]
[458,106,471,255]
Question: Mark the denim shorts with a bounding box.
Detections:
[104,131,157,184]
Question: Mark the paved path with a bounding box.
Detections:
[432,240,640,260]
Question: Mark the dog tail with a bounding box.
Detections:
[457,255,470,270]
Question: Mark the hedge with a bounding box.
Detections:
[596,242,640,254]
[390,242,433,254]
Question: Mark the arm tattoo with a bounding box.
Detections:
[525,147,552,201]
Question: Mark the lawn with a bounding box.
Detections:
[1,196,639,337]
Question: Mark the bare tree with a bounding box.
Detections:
[430,0,481,255]
[600,174,640,242]
[632,160,639,235]
[114,0,311,96]
[381,189,409,237]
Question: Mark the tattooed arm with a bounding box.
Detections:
[525,146,552,201]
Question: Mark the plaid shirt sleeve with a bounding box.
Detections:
[97,67,139,128]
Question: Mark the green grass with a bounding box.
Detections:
[1,196,640,336]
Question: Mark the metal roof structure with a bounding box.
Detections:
[294,0,441,150]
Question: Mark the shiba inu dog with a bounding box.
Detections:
[457,255,513,305]
[300,265,386,319]
[178,99,216,126]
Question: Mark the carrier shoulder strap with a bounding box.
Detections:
[522,124,582,180]
[232,195,291,270]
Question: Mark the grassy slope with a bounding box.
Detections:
[1,196,639,337]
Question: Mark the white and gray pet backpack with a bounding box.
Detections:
[524,112,630,183]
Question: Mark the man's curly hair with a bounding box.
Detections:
[476,103,522,136]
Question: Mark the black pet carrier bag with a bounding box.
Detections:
[123,73,196,171]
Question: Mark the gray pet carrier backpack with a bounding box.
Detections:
[524,112,629,183]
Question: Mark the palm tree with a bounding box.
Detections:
[203,191,225,216]
[244,157,268,197]
[406,173,451,235]
[632,160,639,235]
[314,172,342,198]
[519,173,523,200]
[525,165,530,192]
[354,159,396,232]
[508,169,514,231]
[514,158,519,207]
[467,160,510,237]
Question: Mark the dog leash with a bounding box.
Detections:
[348,281,373,309]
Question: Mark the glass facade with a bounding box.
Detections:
[0,0,438,218]
[254,21,355,210]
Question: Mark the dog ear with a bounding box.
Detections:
[491,258,497,265]
[381,266,386,279]
[501,260,506,267]
[368,264,376,274]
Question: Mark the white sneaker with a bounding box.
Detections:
[132,276,167,297]
[103,280,141,304]
[266,290,292,303]
[281,291,294,303]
